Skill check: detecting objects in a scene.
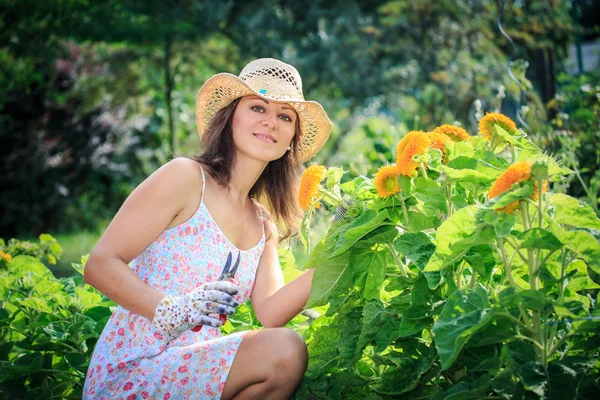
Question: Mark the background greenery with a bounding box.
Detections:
[1,0,599,398]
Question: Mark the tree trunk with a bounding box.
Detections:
[164,36,176,155]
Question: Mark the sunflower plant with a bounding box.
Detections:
[293,113,600,399]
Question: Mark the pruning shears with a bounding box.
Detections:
[192,251,241,332]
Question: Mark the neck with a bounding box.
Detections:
[227,154,268,205]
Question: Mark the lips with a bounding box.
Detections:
[253,133,277,143]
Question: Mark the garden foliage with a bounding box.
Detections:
[0,237,114,399]
[292,116,600,399]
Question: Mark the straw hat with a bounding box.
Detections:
[196,58,333,162]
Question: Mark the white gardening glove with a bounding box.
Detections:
[152,281,239,341]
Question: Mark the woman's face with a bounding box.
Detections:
[231,96,297,162]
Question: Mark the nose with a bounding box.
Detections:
[261,111,278,130]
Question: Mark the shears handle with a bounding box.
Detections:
[192,277,235,332]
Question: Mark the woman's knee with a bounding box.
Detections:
[266,328,308,379]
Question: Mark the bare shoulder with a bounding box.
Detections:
[153,157,204,187]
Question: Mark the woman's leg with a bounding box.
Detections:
[221,328,308,400]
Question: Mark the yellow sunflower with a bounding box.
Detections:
[478,112,518,140]
[395,131,432,177]
[374,165,402,198]
[298,165,326,211]
[433,124,470,141]
[0,250,12,263]
[426,131,453,158]
[488,161,547,213]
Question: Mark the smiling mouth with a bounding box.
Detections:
[253,133,277,143]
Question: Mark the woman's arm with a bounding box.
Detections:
[251,220,314,328]
[84,158,203,321]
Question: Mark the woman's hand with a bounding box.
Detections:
[152,281,239,341]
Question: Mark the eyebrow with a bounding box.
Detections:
[251,96,295,112]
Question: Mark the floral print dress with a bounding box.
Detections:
[83,167,265,399]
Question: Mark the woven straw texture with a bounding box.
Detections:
[196,58,333,162]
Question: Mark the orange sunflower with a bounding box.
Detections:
[395,131,432,177]
[488,161,547,213]
[426,131,453,158]
[374,165,402,198]
[0,250,11,263]
[433,124,470,141]
[298,165,326,211]
[478,112,518,140]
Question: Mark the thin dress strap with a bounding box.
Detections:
[199,165,206,206]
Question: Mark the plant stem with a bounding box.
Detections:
[469,270,478,288]
[398,195,410,226]
[497,312,535,336]
[520,201,543,362]
[515,334,545,351]
[496,237,531,326]
[420,163,429,180]
[547,250,568,358]
[456,261,468,290]
[387,244,409,278]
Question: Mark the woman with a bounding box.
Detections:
[82,58,333,399]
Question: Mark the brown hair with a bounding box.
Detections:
[194,98,303,240]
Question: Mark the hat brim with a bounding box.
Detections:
[196,72,333,162]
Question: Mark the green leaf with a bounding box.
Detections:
[506,341,547,397]
[491,368,526,399]
[64,352,87,372]
[354,301,394,361]
[332,210,389,257]
[547,357,596,400]
[325,167,344,189]
[359,250,388,299]
[371,361,422,395]
[402,275,443,320]
[551,222,600,274]
[398,175,412,195]
[306,251,352,308]
[463,245,496,282]
[413,177,447,213]
[393,232,435,271]
[518,228,563,251]
[443,165,497,184]
[549,194,600,231]
[433,287,497,370]
[406,210,439,231]
[488,183,533,211]
[9,255,53,280]
[425,205,492,272]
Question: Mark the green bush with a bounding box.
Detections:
[0,239,114,399]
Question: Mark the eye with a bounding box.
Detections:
[279,114,293,123]
[251,105,265,113]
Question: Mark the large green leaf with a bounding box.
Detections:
[550,222,600,274]
[360,250,389,299]
[518,228,563,251]
[424,205,492,272]
[354,301,394,362]
[488,184,533,211]
[331,210,390,257]
[549,193,600,231]
[413,177,447,213]
[401,275,443,320]
[463,245,496,282]
[433,287,497,370]
[547,357,596,400]
[393,232,435,271]
[506,341,547,397]
[306,250,352,308]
